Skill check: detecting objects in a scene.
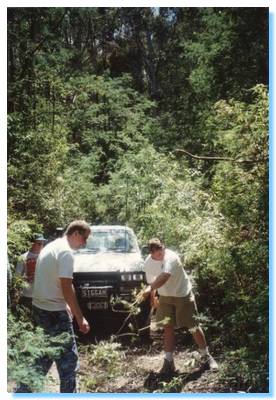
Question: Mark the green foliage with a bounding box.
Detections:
[96,144,226,267]
[8,70,159,231]
[7,218,43,303]
[63,74,156,179]
[156,376,183,393]
[8,116,70,230]
[194,86,268,391]
[79,341,124,392]
[87,341,122,368]
[219,349,268,393]
[94,145,177,227]
[7,219,39,262]
[183,9,268,101]
[7,312,70,392]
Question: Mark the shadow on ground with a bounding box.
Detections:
[144,362,210,392]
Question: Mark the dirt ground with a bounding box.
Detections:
[45,319,229,394]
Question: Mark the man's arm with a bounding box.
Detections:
[60,278,90,334]
[143,272,171,298]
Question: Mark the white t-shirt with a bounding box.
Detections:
[15,251,39,298]
[32,237,74,311]
[144,248,192,297]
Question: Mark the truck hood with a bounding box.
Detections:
[74,251,144,273]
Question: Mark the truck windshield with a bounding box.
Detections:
[85,229,139,253]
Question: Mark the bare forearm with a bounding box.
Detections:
[150,273,170,290]
[142,273,171,300]
[60,278,90,334]
[62,283,83,324]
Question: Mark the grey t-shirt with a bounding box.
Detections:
[32,237,74,311]
[144,248,192,297]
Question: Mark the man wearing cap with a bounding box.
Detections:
[15,233,46,310]
[143,238,218,374]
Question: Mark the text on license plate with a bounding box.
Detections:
[81,288,108,298]
[87,301,108,310]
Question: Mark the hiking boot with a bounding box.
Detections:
[159,358,176,375]
[202,354,219,370]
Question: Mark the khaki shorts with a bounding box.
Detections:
[156,291,199,329]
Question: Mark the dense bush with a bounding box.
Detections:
[8,312,69,392]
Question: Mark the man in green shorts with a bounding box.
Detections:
[143,238,218,374]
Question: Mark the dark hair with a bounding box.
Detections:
[65,220,91,236]
[148,238,164,252]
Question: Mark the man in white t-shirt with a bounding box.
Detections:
[143,238,218,375]
[15,233,46,310]
[16,220,91,393]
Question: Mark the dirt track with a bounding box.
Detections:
[45,320,227,393]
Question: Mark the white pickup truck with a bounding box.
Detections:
[73,225,151,339]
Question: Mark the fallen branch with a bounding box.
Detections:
[173,148,267,164]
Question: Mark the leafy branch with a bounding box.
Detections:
[173,148,267,164]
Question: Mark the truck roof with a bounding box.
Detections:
[90,225,133,231]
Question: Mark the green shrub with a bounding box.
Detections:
[8,312,70,392]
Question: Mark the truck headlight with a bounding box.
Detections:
[121,273,132,282]
[121,273,144,282]
[132,273,144,281]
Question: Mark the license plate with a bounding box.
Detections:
[81,287,108,298]
[87,301,108,310]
